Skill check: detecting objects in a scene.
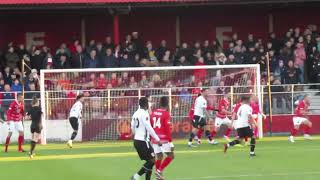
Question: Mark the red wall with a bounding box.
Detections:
[265,115,320,134]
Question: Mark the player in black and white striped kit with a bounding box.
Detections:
[67,94,84,148]
[131,97,161,180]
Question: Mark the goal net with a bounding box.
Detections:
[40,65,261,144]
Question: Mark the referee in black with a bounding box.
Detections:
[26,96,43,159]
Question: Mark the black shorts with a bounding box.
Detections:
[192,115,207,128]
[237,126,254,138]
[69,117,79,131]
[30,125,42,134]
[134,140,155,161]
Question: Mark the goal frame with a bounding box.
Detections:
[40,64,262,144]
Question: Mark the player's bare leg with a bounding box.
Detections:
[29,133,40,159]
[18,130,26,152]
[4,131,12,152]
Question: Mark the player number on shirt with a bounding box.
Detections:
[152,117,161,129]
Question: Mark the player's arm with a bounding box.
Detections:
[142,114,160,143]
[221,108,232,116]
[130,117,136,135]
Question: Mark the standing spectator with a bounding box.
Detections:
[226,54,236,65]
[84,49,98,68]
[283,60,300,84]
[159,50,172,66]
[294,42,306,83]
[3,67,12,85]
[2,84,14,114]
[56,43,71,58]
[144,41,158,62]
[234,46,245,64]
[204,52,215,65]
[244,34,256,49]
[132,32,144,56]
[16,44,29,68]
[5,46,19,69]
[96,42,104,64]
[102,48,118,68]
[246,46,258,64]
[269,32,281,53]
[104,36,114,50]
[71,45,85,68]
[11,79,22,92]
[119,53,133,67]
[177,43,192,64]
[30,49,44,73]
[69,40,80,54]
[54,54,71,69]
[156,40,168,60]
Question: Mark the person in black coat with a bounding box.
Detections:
[101,48,118,68]
[54,54,71,69]
[30,49,45,73]
[71,45,85,68]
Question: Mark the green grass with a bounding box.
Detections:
[0,137,319,180]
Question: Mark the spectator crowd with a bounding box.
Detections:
[1,25,320,115]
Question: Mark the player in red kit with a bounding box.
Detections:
[289,95,313,143]
[151,96,174,180]
[250,96,265,138]
[211,94,233,142]
[5,94,25,152]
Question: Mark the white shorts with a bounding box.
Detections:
[152,143,173,154]
[215,117,232,127]
[8,121,24,132]
[293,117,308,126]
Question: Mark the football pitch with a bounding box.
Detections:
[0,137,319,180]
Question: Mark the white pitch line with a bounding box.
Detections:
[175,171,320,179]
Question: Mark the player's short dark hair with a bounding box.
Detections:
[145,94,151,99]
[241,96,250,102]
[76,94,84,101]
[139,97,149,109]
[304,94,309,99]
[32,96,39,106]
[160,96,169,108]
[201,88,209,92]
[17,93,23,98]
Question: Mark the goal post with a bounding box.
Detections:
[40,64,262,144]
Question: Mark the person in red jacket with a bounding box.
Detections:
[5,93,25,152]
[150,96,174,180]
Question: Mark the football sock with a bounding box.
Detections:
[18,135,24,151]
[30,141,36,154]
[291,128,298,136]
[197,129,204,139]
[225,128,232,137]
[250,138,256,153]
[210,130,216,137]
[143,160,154,180]
[229,139,240,147]
[189,132,195,142]
[155,159,162,170]
[159,156,173,172]
[71,131,78,140]
[304,126,311,135]
[205,130,212,141]
[5,136,11,152]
